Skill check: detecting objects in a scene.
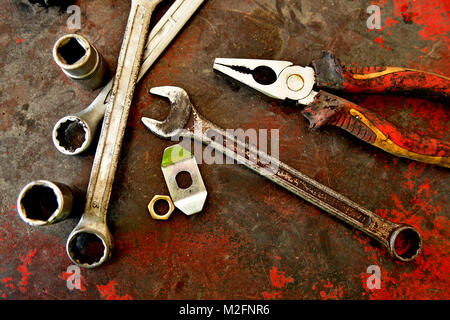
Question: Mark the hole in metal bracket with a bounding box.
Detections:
[176,171,193,189]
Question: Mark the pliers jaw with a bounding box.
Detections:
[213,58,316,103]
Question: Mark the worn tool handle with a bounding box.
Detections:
[302,90,450,168]
[312,51,450,102]
[185,108,422,262]
[67,0,161,268]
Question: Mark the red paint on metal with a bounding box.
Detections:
[377,0,450,53]
[393,0,449,49]
[354,183,449,299]
[410,101,447,138]
[411,179,441,216]
[1,277,15,289]
[385,16,399,28]
[0,205,72,298]
[97,280,132,300]
[269,266,294,288]
[374,36,384,48]
[112,212,257,299]
[262,291,282,299]
[403,162,427,190]
[312,279,344,300]
[349,0,450,97]
[17,249,36,293]
[1,277,13,283]
[262,267,294,299]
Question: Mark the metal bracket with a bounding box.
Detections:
[161,144,207,215]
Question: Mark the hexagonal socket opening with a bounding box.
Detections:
[20,184,59,222]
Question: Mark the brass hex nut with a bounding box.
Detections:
[148,195,175,220]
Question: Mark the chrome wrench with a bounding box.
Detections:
[66,0,163,268]
[142,86,423,262]
[53,0,206,155]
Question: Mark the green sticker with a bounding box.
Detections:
[161,145,193,167]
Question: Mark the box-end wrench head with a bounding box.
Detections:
[142,86,422,262]
[66,212,114,268]
[53,82,112,155]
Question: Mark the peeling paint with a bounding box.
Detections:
[97,280,132,300]
[17,249,36,293]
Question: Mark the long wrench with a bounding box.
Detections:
[142,86,423,262]
[53,0,206,155]
[66,0,163,268]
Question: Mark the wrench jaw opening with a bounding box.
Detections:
[389,225,422,262]
[142,86,193,139]
[66,222,113,268]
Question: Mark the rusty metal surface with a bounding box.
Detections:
[0,0,448,299]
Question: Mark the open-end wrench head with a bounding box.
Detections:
[142,86,192,139]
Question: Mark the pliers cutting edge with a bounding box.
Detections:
[213,52,450,168]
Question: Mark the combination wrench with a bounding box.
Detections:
[66,0,162,268]
[142,86,422,262]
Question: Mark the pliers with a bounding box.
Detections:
[213,52,450,168]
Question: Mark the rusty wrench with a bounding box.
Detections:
[66,0,162,268]
[142,86,422,262]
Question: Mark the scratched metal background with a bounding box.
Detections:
[0,0,448,300]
